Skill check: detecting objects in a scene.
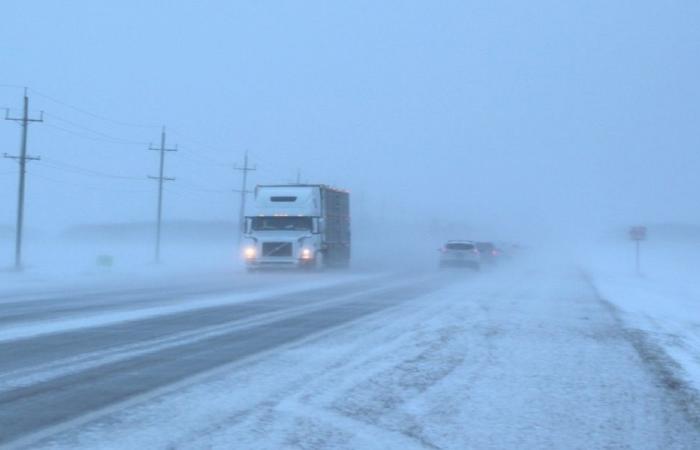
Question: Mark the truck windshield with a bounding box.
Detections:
[251,217,313,231]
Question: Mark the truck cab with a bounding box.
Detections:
[241,185,350,270]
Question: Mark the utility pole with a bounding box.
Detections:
[234,151,255,245]
[148,126,177,263]
[296,169,301,184]
[3,88,43,270]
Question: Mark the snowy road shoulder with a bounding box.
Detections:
[582,239,700,412]
[586,268,700,417]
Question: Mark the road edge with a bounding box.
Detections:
[580,270,700,430]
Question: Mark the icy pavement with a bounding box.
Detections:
[0,273,381,343]
[13,263,699,449]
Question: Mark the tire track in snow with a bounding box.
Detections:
[0,276,425,393]
[0,273,452,447]
[0,274,387,344]
[583,271,700,431]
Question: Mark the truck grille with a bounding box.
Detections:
[262,242,293,257]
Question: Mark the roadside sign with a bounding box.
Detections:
[629,226,647,275]
[96,255,114,268]
[629,226,647,241]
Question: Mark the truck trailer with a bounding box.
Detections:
[241,184,350,270]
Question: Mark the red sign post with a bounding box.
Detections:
[629,226,647,275]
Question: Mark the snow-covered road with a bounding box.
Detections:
[2,264,699,449]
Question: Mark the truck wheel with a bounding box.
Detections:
[314,251,325,271]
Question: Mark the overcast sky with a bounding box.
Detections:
[1,0,699,239]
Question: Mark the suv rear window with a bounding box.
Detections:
[476,242,494,252]
[446,243,474,251]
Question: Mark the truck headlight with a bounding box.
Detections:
[243,246,256,259]
[300,248,313,259]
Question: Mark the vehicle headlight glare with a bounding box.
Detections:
[244,246,256,258]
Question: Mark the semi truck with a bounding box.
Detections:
[241,184,351,270]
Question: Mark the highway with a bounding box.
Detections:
[1,266,699,449]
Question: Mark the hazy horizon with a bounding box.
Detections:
[2,1,700,248]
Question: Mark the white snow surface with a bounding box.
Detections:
[584,237,700,394]
[32,262,698,449]
[0,238,242,295]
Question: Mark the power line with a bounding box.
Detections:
[0,84,26,93]
[43,122,147,147]
[151,128,233,167]
[28,88,160,129]
[176,149,230,167]
[148,126,177,263]
[162,188,236,209]
[177,177,231,193]
[43,112,150,145]
[168,184,232,196]
[3,88,43,270]
[168,129,231,163]
[31,172,152,193]
[41,158,146,180]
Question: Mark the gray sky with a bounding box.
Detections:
[1,0,699,238]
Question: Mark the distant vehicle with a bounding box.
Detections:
[475,242,499,263]
[439,240,480,270]
[242,184,351,270]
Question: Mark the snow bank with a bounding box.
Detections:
[0,235,242,294]
[583,235,700,393]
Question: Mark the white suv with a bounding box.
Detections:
[439,240,481,270]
